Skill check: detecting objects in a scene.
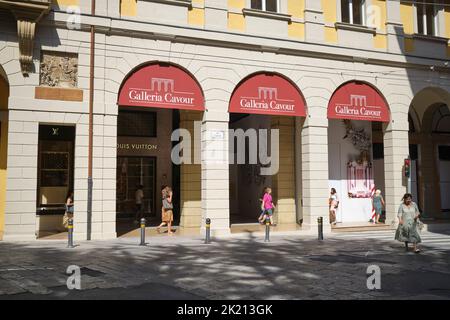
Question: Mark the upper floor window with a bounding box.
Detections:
[416,1,439,36]
[341,0,365,25]
[251,0,279,12]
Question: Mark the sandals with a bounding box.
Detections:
[156,227,161,234]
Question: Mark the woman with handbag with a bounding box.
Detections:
[157,186,174,235]
[63,190,74,229]
[329,188,339,226]
[395,193,422,253]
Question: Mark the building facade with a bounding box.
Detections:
[0,0,449,241]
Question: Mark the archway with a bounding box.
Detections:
[228,72,306,230]
[409,87,450,219]
[327,80,390,225]
[116,62,204,236]
[0,65,9,240]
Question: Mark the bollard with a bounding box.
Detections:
[205,218,211,244]
[67,218,74,248]
[139,218,146,246]
[318,217,323,240]
[264,217,270,242]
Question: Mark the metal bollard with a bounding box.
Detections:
[318,217,323,240]
[67,218,74,248]
[264,217,270,242]
[139,218,146,246]
[205,218,211,244]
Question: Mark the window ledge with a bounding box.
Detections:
[141,0,192,8]
[412,33,448,44]
[335,22,376,35]
[242,8,292,22]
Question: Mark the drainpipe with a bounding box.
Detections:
[87,0,96,240]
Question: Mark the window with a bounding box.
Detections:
[37,125,75,209]
[416,1,439,36]
[341,0,365,25]
[118,110,157,137]
[251,0,278,12]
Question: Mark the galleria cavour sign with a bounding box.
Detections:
[328,82,390,122]
[229,73,307,117]
[118,63,205,111]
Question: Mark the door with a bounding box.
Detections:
[116,156,156,220]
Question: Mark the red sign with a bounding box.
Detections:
[328,82,390,122]
[229,73,306,117]
[118,64,204,111]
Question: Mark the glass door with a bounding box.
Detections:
[116,156,156,220]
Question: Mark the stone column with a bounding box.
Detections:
[384,128,409,225]
[385,0,405,54]
[204,0,228,31]
[201,109,230,236]
[179,110,202,234]
[271,116,297,228]
[419,133,441,218]
[304,0,324,43]
[301,118,330,231]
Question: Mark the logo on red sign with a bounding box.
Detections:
[118,64,204,111]
[328,82,389,122]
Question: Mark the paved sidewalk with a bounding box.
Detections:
[1,230,450,300]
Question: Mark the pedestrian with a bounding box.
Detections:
[62,190,74,230]
[157,186,174,235]
[134,184,144,224]
[329,188,339,226]
[371,189,385,224]
[257,190,266,224]
[395,193,422,253]
[261,186,276,226]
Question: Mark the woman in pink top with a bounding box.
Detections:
[261,187,276,226]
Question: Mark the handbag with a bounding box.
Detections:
[163,197,173,210]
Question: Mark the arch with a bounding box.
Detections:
[327,80,390,122]
[117,61,205,111]
[228,71,307,117]
[409,87,450,126]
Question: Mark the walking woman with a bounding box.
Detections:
[372,189,385,224]
[395,193,421,253]
[329,188,339,226]
[63,190,74,229]
[157,186,174,235]
[262,186,276,226]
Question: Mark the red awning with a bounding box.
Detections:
[328,82,390,122]
[118,63,204,111]
[229,73,306,117]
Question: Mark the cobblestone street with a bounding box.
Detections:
[1,230,450,300]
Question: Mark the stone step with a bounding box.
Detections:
[331,223,394,233]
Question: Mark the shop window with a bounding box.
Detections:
[341,0,365,25]
[118,110,157,137]
[416,0,439,36]
[37,125,75,213]
[251,0,278,12]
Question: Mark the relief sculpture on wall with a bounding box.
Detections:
[40,52,78,88]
